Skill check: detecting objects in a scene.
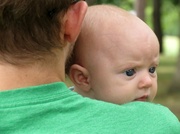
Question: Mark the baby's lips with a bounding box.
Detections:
[134,95,148,101]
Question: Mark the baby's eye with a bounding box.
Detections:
[124,69,136,76]
[149,67,156,74]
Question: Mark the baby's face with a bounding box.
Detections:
[86,19,159,104]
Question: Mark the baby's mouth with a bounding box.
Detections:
[134,95,148,101]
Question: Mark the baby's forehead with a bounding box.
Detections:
[91,25,158,55]
[80,6,159,52]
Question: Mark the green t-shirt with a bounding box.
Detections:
[0,82,179,133]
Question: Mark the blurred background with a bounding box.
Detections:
[66,0,180,119]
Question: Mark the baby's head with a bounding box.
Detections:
[66,5,159,104]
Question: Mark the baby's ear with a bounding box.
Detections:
[63,1,87,43]
[69,64,90,92]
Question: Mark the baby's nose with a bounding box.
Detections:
[138,74,153,89]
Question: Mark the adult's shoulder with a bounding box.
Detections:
[83,100,180,133]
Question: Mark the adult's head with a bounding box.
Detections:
[67,5,159,104]
[0,0,87,90]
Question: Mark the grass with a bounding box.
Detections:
[155,55,180,120]
[153,35,180,120]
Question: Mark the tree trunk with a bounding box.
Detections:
[135,0,146,21]
[153,0,163,53]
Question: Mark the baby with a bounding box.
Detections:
[66,4,159,105]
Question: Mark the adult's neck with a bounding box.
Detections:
[0,61,65,91]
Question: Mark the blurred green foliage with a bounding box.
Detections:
[95,0,134,10]
[161,1,179,36]
[94,0,180,36]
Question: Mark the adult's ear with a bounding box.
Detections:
[64,1,88,43]
[69,64,91,92]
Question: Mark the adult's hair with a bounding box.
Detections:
[0,0,74,65]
